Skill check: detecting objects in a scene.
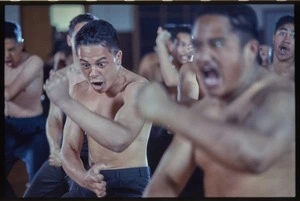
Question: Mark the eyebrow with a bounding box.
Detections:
[79,57,107,63]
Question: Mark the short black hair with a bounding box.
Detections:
[274,15,294,34]
[68,13,98,36]
[75,19,120,55]
[164,24,192,41]
[194,5,259,47]
[5,21,23,42]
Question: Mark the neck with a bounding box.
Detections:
[222,64,259,104]
[272,57,294,72]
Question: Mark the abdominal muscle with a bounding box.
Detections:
[87,125,150,169]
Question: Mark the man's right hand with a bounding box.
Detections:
[81,164,107,197]
[43,71,71,107]
[155,27,171,46]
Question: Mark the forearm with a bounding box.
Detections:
[61,147,87,186]
[59,98,130,152]
[156,44,179,87]
[46,119,63,153]
[143,174,179,197]
[156,102,271,173]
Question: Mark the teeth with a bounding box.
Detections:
[204,76,219,86]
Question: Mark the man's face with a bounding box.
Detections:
[259,45,272,63]
[172,32,193,65]
[77,44,121,93]
[273,23,294,62]
[5,38,23,68]
[192,15,250,98]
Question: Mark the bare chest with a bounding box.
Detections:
[78,91,124,119]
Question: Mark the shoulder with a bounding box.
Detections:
[27,55,44,66]
[123,75,149,100]
[139,52,159,66]
[71,80,90,99]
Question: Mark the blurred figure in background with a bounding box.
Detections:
[5,21,49,197]
[258,44,272,69]
[269,15,294,82]
[24,13,98,198]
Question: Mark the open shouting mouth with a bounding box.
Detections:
[202,65,221,89]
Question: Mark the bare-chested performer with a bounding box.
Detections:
[5,21,49,197]
[24,13,98,198]
[258,44,272,69]
[138,24,193,99]
[139,24,204,197]
[269,15,294,81]
[44,19,151,198]
[135,5,295,197]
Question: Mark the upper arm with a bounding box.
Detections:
[6,56,44,100]
[114,82,149,141]
[177,63,199,102]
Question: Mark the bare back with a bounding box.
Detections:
[5,54,44,117]
[73,67,151,169]
[194,69,295,197]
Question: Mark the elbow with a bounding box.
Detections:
[108,131,132,153]
[243,155,270,174]
[109,140,130,153]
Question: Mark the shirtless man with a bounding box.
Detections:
[269,15,294,81]
[24,13,98,197]
[44,19,151,197]
[5,21,49,197]
[139,24,192,96]
[135,5,295,197]
[258,44,272,69]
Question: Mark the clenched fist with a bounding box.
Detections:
[44,72,71,107]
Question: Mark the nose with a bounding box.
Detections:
[284,33,292,43]
[194,46,213,66]
[90,66,100,78]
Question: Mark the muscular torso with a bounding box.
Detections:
[74,70,150,169]
[193,71,295,197]
[5,55,43,117]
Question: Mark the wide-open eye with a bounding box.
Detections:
[277,30,287,37]
[97,61,107,68]
[80,62,90,69]
[210,39,224,49]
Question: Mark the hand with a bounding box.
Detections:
[49,149,62,167]
[43,71,71,107]
[82,164,107,197]
[155,27,171,46]
[135,82,170,122]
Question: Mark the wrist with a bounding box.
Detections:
[56,95,73,109]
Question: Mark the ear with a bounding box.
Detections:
[244,39,259,63]
[67,35,72,47]
[115,50,123,66]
